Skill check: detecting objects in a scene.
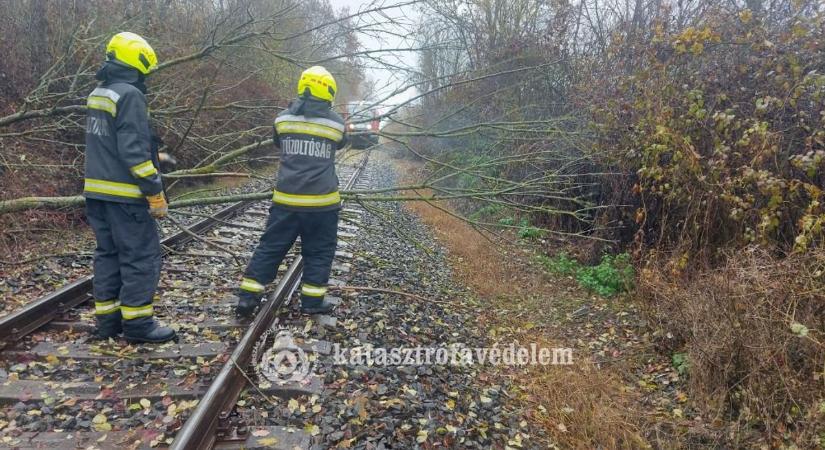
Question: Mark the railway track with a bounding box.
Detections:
[0,150,371,449]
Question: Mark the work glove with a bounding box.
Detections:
[146,192,168,218]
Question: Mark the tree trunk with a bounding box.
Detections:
[28,0,49,76]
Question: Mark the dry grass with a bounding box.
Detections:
[639,248,825,447]
[523,360,650,449]
[390,155,652,448]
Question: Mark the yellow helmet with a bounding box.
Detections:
[297,66,337,102]
[106,32,158,75]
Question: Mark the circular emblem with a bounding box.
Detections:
[252,328,312,383]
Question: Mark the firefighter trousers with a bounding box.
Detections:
[86,199,161,330]
[239,205,339,307]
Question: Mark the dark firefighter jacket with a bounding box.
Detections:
[83,62,162,205]
[272,96,348,211]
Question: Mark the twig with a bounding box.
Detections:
[356,199,435,259]
[329,285,459,307]
[163,172,256,179]
[0,252,93,266]
[171,187,225,202]
[165,214,244,267]
[229,356,282,409]
[173,210,263,231]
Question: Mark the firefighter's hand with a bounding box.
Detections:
[147,193,168,218]
[158,152,177,172]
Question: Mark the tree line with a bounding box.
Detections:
[394,0,825,447]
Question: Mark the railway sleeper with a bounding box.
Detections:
[2,425,310,449]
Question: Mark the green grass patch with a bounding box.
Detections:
[498,216,516,226]
[468,204,505,221]
[517,218,545,240]
[672,352,690,376]
[536,252,578,275]
[536,252,635,297]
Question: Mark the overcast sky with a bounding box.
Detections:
[327,0,420,108]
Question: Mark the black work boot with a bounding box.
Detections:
[123,318,177,344]
[94,314,123,340]
[235,295,261,319]
[300,297,335,315]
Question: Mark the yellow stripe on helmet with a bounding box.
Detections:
[106,32,158,75]
[297,66,337,102]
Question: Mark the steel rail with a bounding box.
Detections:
[0,195,259,344]
[171,151,369,450]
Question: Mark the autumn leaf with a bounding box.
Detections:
[288,398,299,413]
[92,414,112,432]
[791,322,809,337]
[257,437,280,446]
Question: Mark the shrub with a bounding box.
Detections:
[468,204,504,221]
[498,216,515,226]
[589,9,825,255]
[671,352,690,377]
[537,252,634,297]
[517,218,545,239]
[639,248,825,445]
[575,253,635,297]
[536,252,578,275]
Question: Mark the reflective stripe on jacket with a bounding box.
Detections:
[272,97,348,211]
[83,65,162,205]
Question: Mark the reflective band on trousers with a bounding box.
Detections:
[272,190,340,207]
[240,277,265,293]
[301,284,327,297]
[130,160,158,178]
[84,178,143,198]
[121,304,153,320]
[95,299,121,315]
[275,121,343,141]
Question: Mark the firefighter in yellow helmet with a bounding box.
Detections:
[236,66,349,317]
[83,32,176,343]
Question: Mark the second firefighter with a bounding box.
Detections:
[236,66,348,317]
